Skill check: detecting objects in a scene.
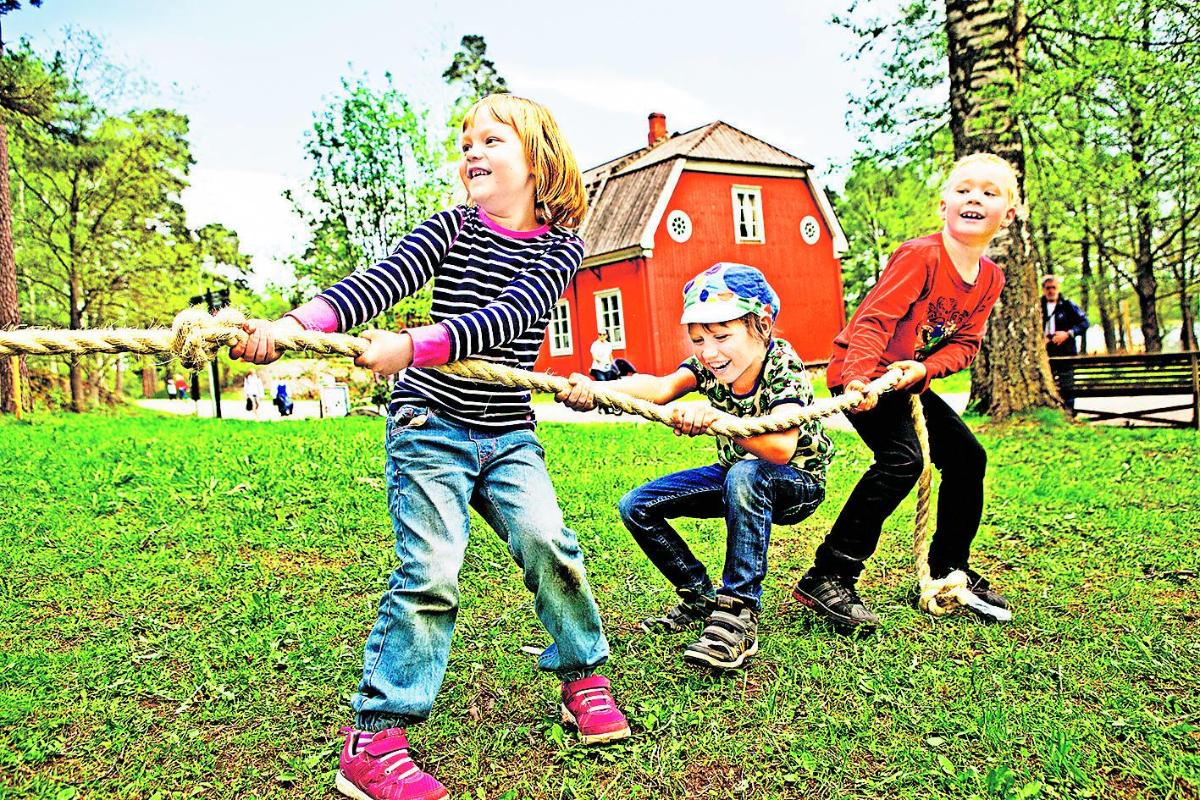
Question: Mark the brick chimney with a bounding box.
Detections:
[647,112,667,147]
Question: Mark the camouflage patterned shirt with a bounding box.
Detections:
[682,338,834,482]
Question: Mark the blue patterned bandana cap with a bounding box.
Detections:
[680,262,780,324]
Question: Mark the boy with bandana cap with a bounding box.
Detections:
[557,263,832,669]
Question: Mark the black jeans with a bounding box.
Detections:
[812,389,987,581]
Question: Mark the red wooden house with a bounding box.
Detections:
[534,113,848,376]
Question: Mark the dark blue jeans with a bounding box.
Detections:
[618,460,825,609]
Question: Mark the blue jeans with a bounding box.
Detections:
[353,405,610,730]
[618,460,825,609]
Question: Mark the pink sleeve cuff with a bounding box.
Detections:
[407,323,452,367]
[285,297,340,332]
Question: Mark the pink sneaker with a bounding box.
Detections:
[560,674,631,745]
[336,727,448,800]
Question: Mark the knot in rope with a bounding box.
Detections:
[918,569,971,616]
[168,307,248,371]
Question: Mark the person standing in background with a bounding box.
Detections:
[589,331,618,381]
[1041,274,1089,412]
[243,371,264,419]
[1041,275,1089,357]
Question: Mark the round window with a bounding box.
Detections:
[800,215,821,245]
[666,210,693,243]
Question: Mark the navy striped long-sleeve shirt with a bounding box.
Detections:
[317,205,583,430]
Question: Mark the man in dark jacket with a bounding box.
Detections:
[1042,275,1089,356]
[1042,275,1090,410]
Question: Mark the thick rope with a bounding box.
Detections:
[0,307,902,435]
[2,308,981,617]
[909,394,1011,621]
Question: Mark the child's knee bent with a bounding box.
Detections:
[618,487,650,529]
[874,456,925,488]
[723,460,772,506]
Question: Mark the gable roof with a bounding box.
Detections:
[579,120,843,265]
[578,159,679,262]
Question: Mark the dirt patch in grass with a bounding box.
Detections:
[1103,770,1151,799]
[682,757,747,797]
[240,546,351,575]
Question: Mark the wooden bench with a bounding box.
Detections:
[1049,351,1200,429]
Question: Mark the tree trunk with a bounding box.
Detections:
[141,361,157,398]
[946,0,1060,415]
[1181,284,1197,352]
[69,271,83,412]
[1129,10,1161,352]
[1131,163,1160,351]
[1079,201,1091,321]
[0,119,29,414]
[1177,145,1196,352]
[1118,300,1131,352]
[1094,237,1119,352]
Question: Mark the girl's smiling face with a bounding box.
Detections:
[688,317,770,394]
[459,108,536,225]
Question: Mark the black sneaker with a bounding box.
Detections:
[962,568,1010,611]
[683,594,759,670]
[792,570,879,631]
[640,587,712,634]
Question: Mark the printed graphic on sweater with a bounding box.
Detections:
[915,297,970,360]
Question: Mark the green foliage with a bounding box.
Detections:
[1,410,1197,797]
[286,72,452,328]
[831,145,946,313]
[0,37,59,119]
[443,34,509,114]
[834,0,947,158]
[0,0,44,16]
[6,35,249,407]
[836,0,1200,350]
[11,94,245,328]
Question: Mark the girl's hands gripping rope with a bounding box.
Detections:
[355,330,414,375]
[230,316,303,364]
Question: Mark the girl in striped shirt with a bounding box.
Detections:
[232,94,629,800]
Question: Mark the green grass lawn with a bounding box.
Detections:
[1,407,1197,799]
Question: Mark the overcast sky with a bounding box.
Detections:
[8,0,886,288]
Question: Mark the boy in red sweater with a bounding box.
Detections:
[793,153,1019,632]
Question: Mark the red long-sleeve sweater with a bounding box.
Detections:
[827,233,1005,393]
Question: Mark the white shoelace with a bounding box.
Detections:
[355,733,418,779]
[571,687,613,713]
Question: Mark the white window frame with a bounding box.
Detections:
[548,300,573,356]
[732,185,765,243]
[594,289,626,348]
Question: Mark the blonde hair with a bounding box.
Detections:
[461,94,587,230]
[942,153,1020,210]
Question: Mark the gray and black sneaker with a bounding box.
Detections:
[682,594,759,670]
[641,587,712,634]
[792,570,880,632]
[962,568,1010,613]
